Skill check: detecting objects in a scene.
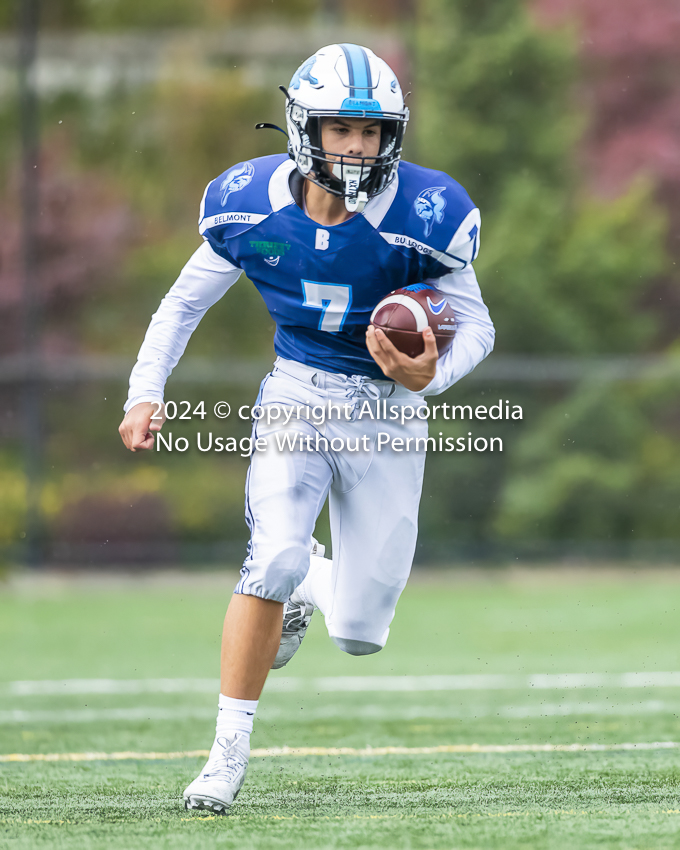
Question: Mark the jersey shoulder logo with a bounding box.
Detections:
[220,162,255,206]
[414,186,447,238]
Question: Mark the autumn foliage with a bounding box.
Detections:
[0,141,133,356]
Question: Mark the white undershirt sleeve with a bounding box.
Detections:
[414,265,495,397]
[124,241,243,413]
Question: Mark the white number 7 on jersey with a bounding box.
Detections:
[301,280,353,333]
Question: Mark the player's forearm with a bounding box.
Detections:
[124,242,242,413]
[418,321,494,396]
[415,266,495,397]
[125,311,193,412]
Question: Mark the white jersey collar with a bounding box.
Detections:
[268,159,297,212]
[363,174,399,230]
[269,158,399,226]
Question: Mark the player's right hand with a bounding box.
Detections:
[118,402,166,452]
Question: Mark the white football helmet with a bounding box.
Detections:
[285,44,409,213]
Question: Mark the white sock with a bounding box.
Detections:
[216,694,258,737]
[296,554,333,616]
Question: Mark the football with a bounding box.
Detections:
[370,284,457,358]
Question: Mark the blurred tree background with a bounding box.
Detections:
[414,0,679,557]
[0,0,678,565]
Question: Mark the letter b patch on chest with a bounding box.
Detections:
[315,229,330,251]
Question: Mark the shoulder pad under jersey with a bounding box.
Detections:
[377,161,481,274]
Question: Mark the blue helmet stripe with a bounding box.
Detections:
[358,46,373,95]
[340,43,373,100]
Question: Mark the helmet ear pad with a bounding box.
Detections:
[378,120,399,158]
[306,115,322,151]
[304,116,336,187]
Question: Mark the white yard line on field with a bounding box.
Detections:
[5,679,219,696]
[0,707,215,724]
[0,699,676,725]
[5,671,680,696]
[2,741,679,763]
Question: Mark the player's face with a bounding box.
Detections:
[321,117,382,163]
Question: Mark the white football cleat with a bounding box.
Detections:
[183,732,249,815]
[272,538,326,670]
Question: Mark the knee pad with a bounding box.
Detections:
[331,636,382,656]
[237,540,312,602]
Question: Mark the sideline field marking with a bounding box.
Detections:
[2,741,679,763]
[0,699,676,725]
[5,671,680,696]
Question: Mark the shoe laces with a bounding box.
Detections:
[282,599,310,634]
[203,736,248,782]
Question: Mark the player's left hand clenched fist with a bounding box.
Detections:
[118,401,166,452]
[366,325,438,392]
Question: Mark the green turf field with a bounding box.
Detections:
[1,568,680,849]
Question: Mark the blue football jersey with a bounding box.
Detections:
[199,155,480,380]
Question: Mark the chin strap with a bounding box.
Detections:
[343,166,368,213]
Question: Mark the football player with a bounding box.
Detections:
[118,43,494,814]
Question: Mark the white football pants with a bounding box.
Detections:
[236,357,428,655]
